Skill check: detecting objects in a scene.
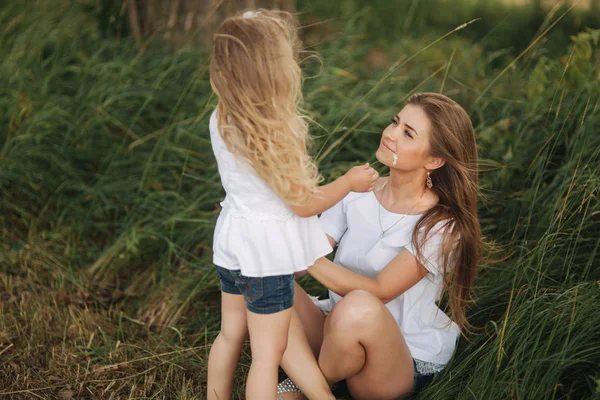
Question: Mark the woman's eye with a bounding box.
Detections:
[391,118,398,126]
[405,130,413,139]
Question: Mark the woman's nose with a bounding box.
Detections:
[383,130,396,142]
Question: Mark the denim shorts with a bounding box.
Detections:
[215,265,294,315]
[412,362,436,394]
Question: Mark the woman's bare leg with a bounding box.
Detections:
[319,290,415,400]
[290,282,326,357]
[280,308,335,399]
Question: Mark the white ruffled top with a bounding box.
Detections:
[318,191,460,365]
[209,111,333,277]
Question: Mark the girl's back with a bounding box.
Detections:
[209,110,294,221]
[209,109,333,278]
[208,10,332,279]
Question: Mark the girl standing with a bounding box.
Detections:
[206,10,379,400]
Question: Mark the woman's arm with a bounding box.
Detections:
[294,235,338,279]
[307,250,428,303]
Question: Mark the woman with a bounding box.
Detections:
[278,92,483,400]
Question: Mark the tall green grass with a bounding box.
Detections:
[1,0,599,399]
[298,0,600,60]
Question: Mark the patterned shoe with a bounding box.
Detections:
[277,378,302,400]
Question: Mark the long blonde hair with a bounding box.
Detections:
[407,93,483,331]
[209,10,321,205]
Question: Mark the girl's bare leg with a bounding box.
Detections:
[280,282,332,400]
[207,292,249,400]
[280,308,335,399]
[246,308,292,400]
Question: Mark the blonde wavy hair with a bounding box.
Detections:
[209,9,321,205]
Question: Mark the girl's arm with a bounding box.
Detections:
[289,164,378,218]
[307,250,428,304]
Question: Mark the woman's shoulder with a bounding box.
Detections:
[346,177,389,201]
[416,188,440,215]
[209,109,220,140]
[412,218,456,250]
[341,190,373,207]
[412,192,455,239]
[209,109,219,131]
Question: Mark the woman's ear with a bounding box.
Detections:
[425,156,446,171]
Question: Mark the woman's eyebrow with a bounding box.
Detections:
[396,115,419,136]
[405,123,419,136]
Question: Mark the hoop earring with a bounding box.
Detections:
[426,171,433,189]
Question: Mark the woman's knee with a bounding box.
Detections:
[326,290,384,333]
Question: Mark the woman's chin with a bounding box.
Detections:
[375,150,391,167]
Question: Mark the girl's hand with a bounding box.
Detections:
[344,163,379,192]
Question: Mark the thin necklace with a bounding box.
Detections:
[377,180,425,237]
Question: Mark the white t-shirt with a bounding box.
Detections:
[209,111,332,277]
[318,191,460,365]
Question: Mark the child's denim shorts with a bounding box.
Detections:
[215,265,294,314]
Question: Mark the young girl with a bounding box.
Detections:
[206,10,379,400]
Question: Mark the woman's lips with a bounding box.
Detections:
[382,142,396,153]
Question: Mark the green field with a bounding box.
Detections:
[1,1,599,399]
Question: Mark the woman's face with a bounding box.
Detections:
[375,104,433,171]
